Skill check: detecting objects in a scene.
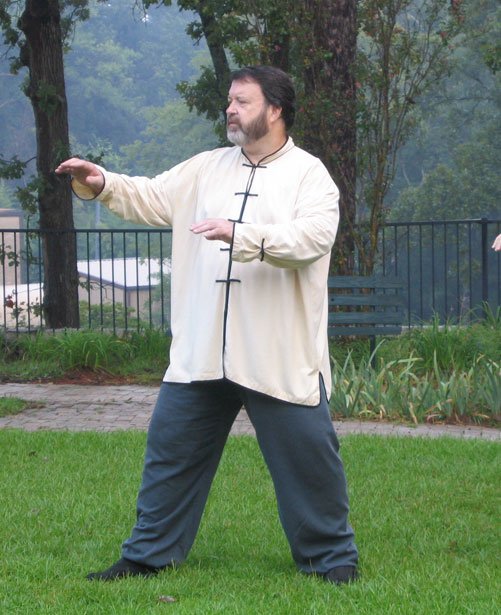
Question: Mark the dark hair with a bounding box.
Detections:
[230,66,296,130]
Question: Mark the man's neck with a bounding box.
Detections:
[242,133,288,165]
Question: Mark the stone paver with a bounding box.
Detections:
[0,383,499,441]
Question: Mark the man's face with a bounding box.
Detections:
[226,79,271,146]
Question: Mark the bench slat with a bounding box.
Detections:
[329,294,405,307]
[328,275,402,290]
[329,313,403,325]
[328,326,403,337]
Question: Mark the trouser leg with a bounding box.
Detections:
[122,380,242,569]
[242,380,358,574]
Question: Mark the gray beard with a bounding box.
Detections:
[227,107,270,146]
[227,127,248,146]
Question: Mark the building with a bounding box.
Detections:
[0,209,23,287]
[77,257,171,321]
[1,256,171,329]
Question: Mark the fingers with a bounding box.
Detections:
[54,158,92,176]
[190,219,234,244]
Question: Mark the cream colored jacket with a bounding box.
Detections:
[74,138,339,405]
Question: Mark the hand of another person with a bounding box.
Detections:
[190,219,234,244]
[492,234,501,252]
[55,158,105,196]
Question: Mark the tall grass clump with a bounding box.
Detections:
[330,351,500,425]
[10,329,170,372]
[380,307,501,374]
[17,329,134,371]
[0,328,171,381]
[126,328,171,362]
[328,306,501,424]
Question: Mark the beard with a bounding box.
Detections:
[227,106,270,146]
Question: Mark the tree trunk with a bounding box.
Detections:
[19,0,79,328]
[299,0,357,274]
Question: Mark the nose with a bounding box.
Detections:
[226,100,236,115]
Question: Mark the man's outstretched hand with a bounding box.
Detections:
[55,158,105,197]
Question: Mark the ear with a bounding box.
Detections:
[268,104,283,124]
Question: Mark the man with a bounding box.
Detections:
[55,66,359,585]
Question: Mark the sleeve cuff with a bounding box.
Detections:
[71,171,105,201]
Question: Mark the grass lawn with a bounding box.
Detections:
[0,431,499,614]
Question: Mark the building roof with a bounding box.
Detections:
[0,208,23,218]
[77,258,171,289]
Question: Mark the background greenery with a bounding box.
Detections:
[0,0,499,224]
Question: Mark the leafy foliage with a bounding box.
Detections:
[147,1,469,273]
[0,0,498,236]
[330,351,500,424]
[390,0,501,220]
[354,0,464,271]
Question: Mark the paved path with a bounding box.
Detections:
[0,383,499,441]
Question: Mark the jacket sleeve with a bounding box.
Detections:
[72,152,209,228]
[231,160,339,268]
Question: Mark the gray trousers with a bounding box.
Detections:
[122,378,358,574]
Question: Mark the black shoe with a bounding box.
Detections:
[324,565,359,585]
[87,557,160,581]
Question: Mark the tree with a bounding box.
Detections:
[0,0,103,328]
[148,1,472,275]
[355,0,464,273]
[297,1,357,273]
[19,0,80,328]
[120,100,218,176]
[391,118,501,221]
[390,0,500,221]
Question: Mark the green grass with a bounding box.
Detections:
[0,431,499,614]
[0,396,29,417]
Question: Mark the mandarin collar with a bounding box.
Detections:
[239,137,295,166]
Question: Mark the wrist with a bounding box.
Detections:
[71,172,105,201]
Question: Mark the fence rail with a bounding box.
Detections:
[1,219,500,334]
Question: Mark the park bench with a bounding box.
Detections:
[328,275,406,365]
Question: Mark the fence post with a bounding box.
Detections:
[480,217,489,310]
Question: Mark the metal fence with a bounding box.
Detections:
[1,228,173,333]
[1,218,500,334]
[377,218,501,326]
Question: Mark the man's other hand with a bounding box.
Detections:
[190,219,234,244]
